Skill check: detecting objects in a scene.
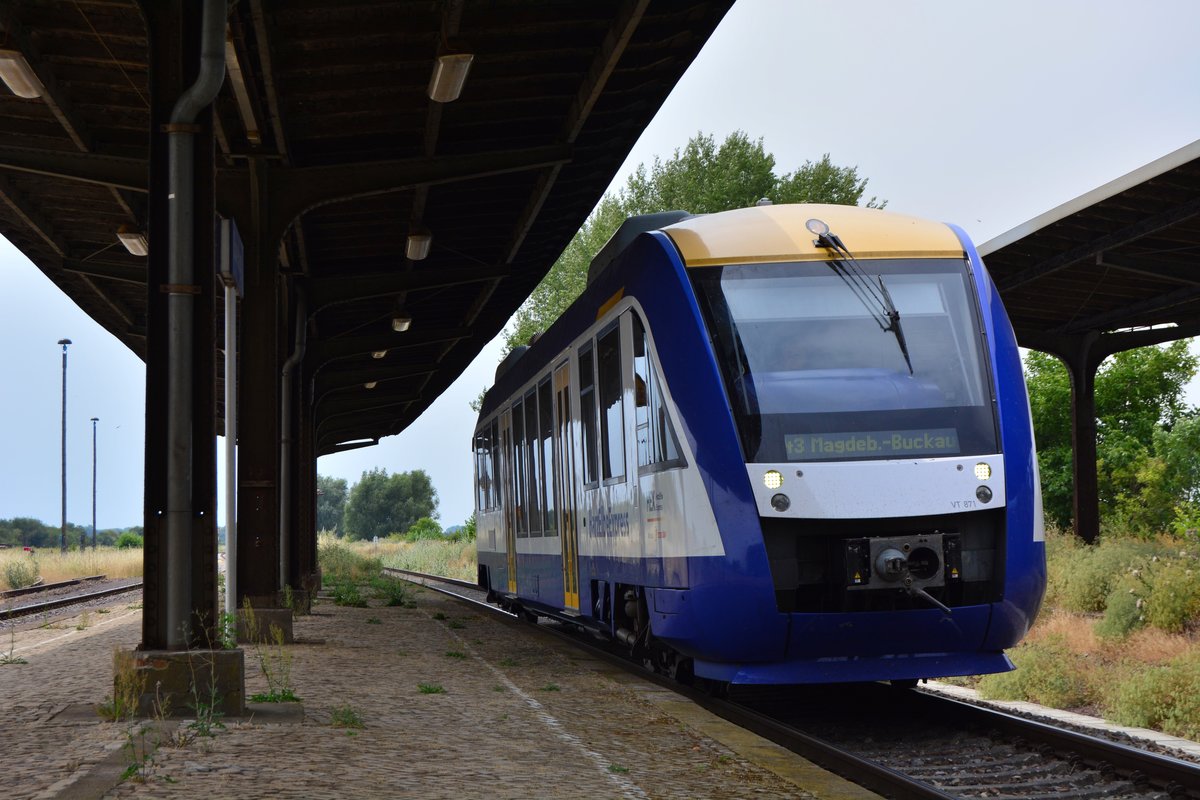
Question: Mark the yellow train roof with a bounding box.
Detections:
[663,204,965,266]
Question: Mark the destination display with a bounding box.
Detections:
[784,428,960,461]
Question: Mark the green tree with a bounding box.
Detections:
[1025,341,1198,533]
[317,474,349,535]
[343,468,438,541]
[502,131,883,355]
[403,516,443,542]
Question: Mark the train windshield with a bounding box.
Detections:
[691,258,998,463]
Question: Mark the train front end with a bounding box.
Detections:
[659,204,1046,684]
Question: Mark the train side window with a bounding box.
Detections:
[597,323,625,481]
[524,388,542,536]
[512,399,526,537]
[538,377,557,537]
[652,377,681,466]
[474,428,487,512]
[632,314,683,470]
[632,316,652,466]
[489,418,500,510]
[579,344,600,485]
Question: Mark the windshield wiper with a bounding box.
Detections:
[806,217,913,374]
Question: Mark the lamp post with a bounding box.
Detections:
[57,338,71,553]
[91,417,99,550]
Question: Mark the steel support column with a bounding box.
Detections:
[1062,335,1103,544]
[235,156,284,608]
[141,0,219,649]
[294,359,319,606]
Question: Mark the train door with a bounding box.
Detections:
[500,407,517,594]
[553,360,580,610]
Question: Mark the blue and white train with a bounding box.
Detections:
[472,203,1046,686]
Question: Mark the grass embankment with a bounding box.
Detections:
[317,532,476,583]
[966,529,1200,740]
[1,546,143,590]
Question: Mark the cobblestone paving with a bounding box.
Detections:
[1,601,144,799]
[4,587,816,799]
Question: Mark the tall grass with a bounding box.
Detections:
[317,533,475,583]
[0,546,142,587]
[379,539,476,582]
[973,528,1200,739]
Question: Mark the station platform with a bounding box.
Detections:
[3,583,875,800]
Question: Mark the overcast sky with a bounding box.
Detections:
[3,0,1200,531]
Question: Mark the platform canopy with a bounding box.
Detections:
[981,139,1200,350]
[980,138,1200,542]
[0,0,733,453]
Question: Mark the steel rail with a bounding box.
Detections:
[2,580,143,619]
[912,690,1200,798]
[0,574,106,599]
[381,566,480,593]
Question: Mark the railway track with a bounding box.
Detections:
[1,579,143,621]
[387,567,1200,800]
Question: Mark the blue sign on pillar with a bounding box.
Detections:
[218,217,245,298]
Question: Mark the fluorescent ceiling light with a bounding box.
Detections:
[371,349,387,359]
[117,225,149,257]
[406,231,432,261]
[427,53,473,102]
[391,314,412,332]
[0,50,42,99]
[364,381,377,389]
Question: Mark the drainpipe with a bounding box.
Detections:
[279,288,307,595]
[222,280,238,623]
[164,0,226,649]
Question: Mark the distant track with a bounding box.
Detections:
[388,568,1200,800]
[2,580,143,620]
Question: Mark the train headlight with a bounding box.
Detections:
[976,485,993,503]
[974,462,992,480]
[805,218,829,236]
[763,470,783,490]
[771,493,791,512]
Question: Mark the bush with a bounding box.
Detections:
[977,635,1094,709]
[403,517,443,543]
[1101,652,1200,740]
[3,554,39,590]
[1141,557,1200,633]
[1093,583,1144,640]
[318,533,381,585]
[115,532,143,550]
[1050,536,1157,614]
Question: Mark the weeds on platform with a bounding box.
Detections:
[417,683,445,694]
[243,600,300,703]
[98,654,146,722]
[219,611,237,650]
[369,574,410,607]
[1,609,25,665]
[119,683,171,784]
[330,582,368,608]
[75,611,90,631]
[183,618,227,739]
[331,705,364,730]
